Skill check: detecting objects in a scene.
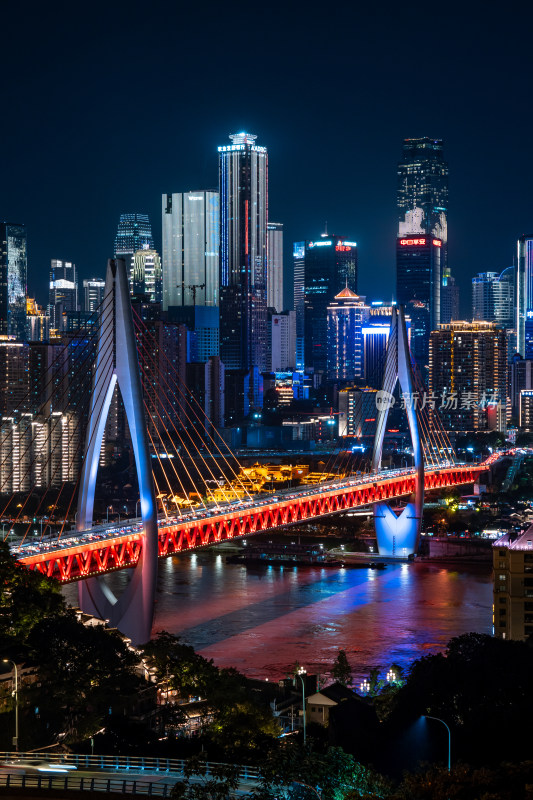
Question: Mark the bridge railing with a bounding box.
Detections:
[0,773,172,795]
[0,751,260,781]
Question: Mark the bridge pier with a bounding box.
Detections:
[77,259,158,644]
[371,307,424,557]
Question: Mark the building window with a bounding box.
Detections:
[498,574,506,580]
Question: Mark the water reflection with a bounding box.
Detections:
[152,555,492,681]
[62,555,492,682]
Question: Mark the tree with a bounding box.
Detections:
[0,540,65,642]
[142,631,218,698]
[253,742,390,800]
[385,633,533,765]
[25,611,142,745]
[332,650,352,686]
[389,762,533,800]
[170,756,241,800]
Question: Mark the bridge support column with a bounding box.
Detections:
[371,306,424,557]
[77,258,158,644]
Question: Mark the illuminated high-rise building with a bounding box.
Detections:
[396,236,441,373]
[83,277,106,313]
[132,249,162,303]
[429,321,507,433]
[267,222,283,313]
[162,191,219,310]
[327,287,365,382]
[114,213,154,286]
[397,138,448,243]
[218,132,268,374]
[293,234,358,376]
[440,266,460,324]
[472,269,514,328]
[49,259,78,331]
[516,235,533,356]
[0,222,27,340]
[397,138,449,357]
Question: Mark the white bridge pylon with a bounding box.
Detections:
[371,306,424,557]
[77,258,158,644]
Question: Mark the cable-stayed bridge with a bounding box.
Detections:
[2,259,492,642]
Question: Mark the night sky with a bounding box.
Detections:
[2,0,532,314]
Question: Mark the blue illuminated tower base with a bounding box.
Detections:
[77,258,158,644]
[371,306,424,557]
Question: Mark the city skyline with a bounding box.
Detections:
[2,3,532,313]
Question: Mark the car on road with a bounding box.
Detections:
[0,759,77,774]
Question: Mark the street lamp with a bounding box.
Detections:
[136,499,141,519]
[360,679,370,695]
[297,667,307,745]
[106,505,113,523]
[425,714,451,772]
[2,659,18,751]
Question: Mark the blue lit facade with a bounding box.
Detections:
[326,287,365,382]
[293,235,358,376]
[0,222,27,340]
[516,235,533,356]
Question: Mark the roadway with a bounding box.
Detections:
[10,464,451,562]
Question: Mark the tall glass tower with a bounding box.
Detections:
[49,259,78,330]
[114,213,154,286]
[267,222,284,313]
[516,235,533,356]
[0,222,27,340]
[396,138,448,371]
[162,191,219,310]
[397,138,448,242]
[218,132,268,372]
[293,234,358,375]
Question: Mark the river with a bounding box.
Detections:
[64,552,492,682]
[151,553,493,682]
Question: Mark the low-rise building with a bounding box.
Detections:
[306,682,355,727]
[493,527,533,640]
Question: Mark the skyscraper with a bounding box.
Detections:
[83,277,106,313]
[472,270,515,328]
[397,138,448,244]
[114,213,154,286]
[397,138,448,365]
[516,235,533,356]
[396,236,441,372]
[293,234,358,376]
[218,132,268,374]
[49,259,78,331]
[162,191,219,310]
[132,249,162,303]
[0,222,27,340]
[429,321,507,432]
[267,222,283,313]
[326,287,365,382]
[440,266,460,324]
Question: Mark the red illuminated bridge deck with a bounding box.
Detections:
[16,464,484,583]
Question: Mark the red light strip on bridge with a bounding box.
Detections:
[18,466,484,582]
